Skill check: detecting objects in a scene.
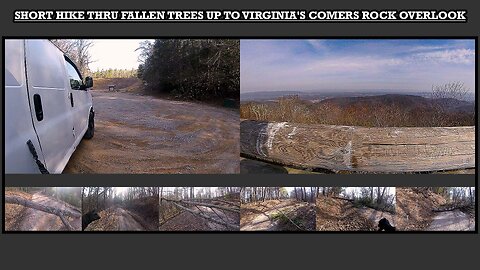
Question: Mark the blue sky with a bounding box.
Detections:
[240,39,475,93]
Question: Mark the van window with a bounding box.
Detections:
[65,58,83,90]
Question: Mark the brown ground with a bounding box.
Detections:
[85,206,150,231]
[240,199,316,231]
[396,188,475,231]
[64,87,240,174]
[5,190,81,231]
[396,187,445,231]
[316,196,395,231]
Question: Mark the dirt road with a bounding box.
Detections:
[64,90,239,173]
[17,192,81,231]
[85,207,146,231]
[115,208,145,231]
[428,210,474,231]
[357,207,396,228]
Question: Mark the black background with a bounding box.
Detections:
[1,0,478,268]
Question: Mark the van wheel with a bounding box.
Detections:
[84,111,94,139]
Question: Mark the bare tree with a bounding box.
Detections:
[50,39,94,75]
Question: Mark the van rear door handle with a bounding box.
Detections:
[69,93,74,107]
[33,94,44,121]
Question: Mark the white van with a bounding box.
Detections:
[5,39,95,174]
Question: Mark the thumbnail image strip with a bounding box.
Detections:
[81,187,159,231]
[5,187,82,231]
[159,187,241,231]
[240,187,316,231]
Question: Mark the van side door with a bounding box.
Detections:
[25,40,76,173]
[5,39,47,173]
[64,56,93,140]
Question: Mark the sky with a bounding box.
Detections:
[240,39,475,93]
[89,39,152,71]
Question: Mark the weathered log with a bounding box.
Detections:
[166,199,239,230]
[5,195,81,231]
[240,120,475,173]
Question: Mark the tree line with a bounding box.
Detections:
[91,68,137,78]
[137,39,240,101]
[241,187,317,203]
[334,187,396,213]
[160,187,241,200]
[82,187,158,213]
[418,187,475,205]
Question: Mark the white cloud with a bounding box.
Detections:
[411,49,474,64]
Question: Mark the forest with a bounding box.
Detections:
[241,187,317,203]
[240,187,316,231]
[82,187,159,231]
[137,39,240,101]
[91,68,137,78]
[5,187,82,231]
[159,187,241,231]
[241,82,474,127]
[316,187,396,231]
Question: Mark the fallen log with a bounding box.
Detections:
[241,120,475,173]
[166,200,239,230]
[432,204,474,212]
[165,198,240,213]
[5,195,81,231]
[274,208,304,231]
[212,199,241,208]
[332,196,354,202]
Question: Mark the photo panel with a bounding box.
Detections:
[396,187,475,231]
[315,187,396,231]
[4,187,82,231]
[4,39,240,174]
[81,187,159,231]
[240,187,317,231]
[159,187,241,231]
[240,39,475,174]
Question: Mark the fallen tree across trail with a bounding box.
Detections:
[274,207,304,231]
[432,204,475,213]
[162,198,240,230]
[163,198,240,213]
[5,195,81,231]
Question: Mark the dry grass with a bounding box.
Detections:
[241,95,474,127]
